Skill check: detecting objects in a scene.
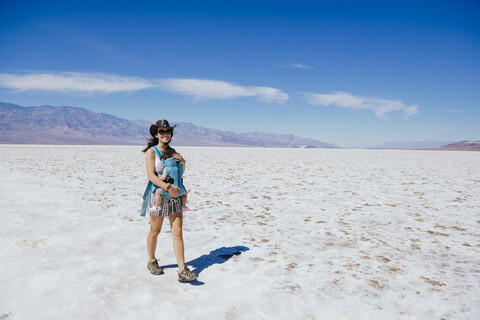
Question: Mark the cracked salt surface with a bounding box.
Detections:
[0,145,479,319]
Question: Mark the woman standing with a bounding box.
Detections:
[141,119,198,282]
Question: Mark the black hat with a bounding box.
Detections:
[149,119,177,136]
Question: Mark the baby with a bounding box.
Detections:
[149,164,189,213]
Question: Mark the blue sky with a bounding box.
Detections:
[1,0,479,147]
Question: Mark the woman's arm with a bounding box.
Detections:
[146,148,168,188]
[173,152,186,172]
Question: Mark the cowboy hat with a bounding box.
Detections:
[149,119,177,136]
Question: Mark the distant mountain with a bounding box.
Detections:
[440,141,480,151]
[0,102,341,148]
[0,102,147,145]
[368,140,454,149]
[173,122,339,148]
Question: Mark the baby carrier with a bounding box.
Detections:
[140,146,186,216]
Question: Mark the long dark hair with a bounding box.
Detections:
[142,136,159,153]
[142,136,175,159]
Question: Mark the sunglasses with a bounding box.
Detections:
[158,129,172,135]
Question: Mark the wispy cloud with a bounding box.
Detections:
[304,91,419,118]
[292,63,313,69]
[0,72,289,103]
[0,72,153,93]
[159,78,289,103]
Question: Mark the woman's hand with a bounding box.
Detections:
[172,153,184,162]
[172,152,186,172]
[168,186,181,198]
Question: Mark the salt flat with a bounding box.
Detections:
[0,145,479,319]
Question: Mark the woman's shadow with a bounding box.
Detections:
[161,245,249,286]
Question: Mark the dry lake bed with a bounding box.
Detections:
[1,145,479,319]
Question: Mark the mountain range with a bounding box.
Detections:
[2,102,477,150]
[0,102,340,148]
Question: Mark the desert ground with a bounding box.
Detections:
[1,145,479,319]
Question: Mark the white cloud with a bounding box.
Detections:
[0,72,153,93]
[292,63,313,69]
[0,72,289,103]
[159,78,289,103]
[304,91,419,118]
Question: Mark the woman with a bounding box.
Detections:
[141,119,198,283]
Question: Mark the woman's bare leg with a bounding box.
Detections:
[147,215,164,260]
[169,211,185,270]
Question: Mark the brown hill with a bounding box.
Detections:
[440,141,480,151]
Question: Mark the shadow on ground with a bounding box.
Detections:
[161,245,249,286]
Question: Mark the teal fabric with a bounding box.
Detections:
[162,157,186,197]
[140,181,152,217]
[140,146,163,217]
[140,145,186,217]
[152,146,186,199]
